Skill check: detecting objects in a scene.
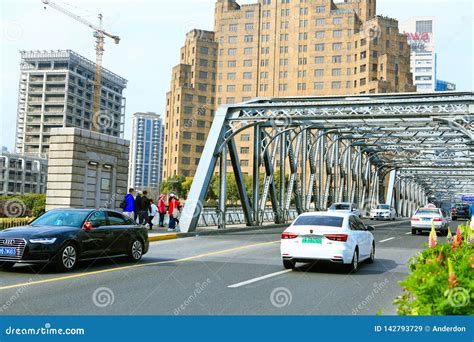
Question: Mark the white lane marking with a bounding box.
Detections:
[379,237,396,243]
[228,270,292,288]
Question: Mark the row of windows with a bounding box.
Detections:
[222,20,356,35]
[218,84,254,92]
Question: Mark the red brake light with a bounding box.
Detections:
[411,216,420,221]
[324,234,348,242]
[281,232,299,239]
[433,217,442,222]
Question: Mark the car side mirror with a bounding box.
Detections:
[82,221,94,231]
[367,225,375,231]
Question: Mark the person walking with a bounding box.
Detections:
[157,194,167,227]
[138,191,151,225]
[121,188,135,218]
[167,193,181,232]
[148,199,158,230]
[134,192,142,222]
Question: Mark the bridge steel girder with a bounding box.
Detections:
[180,92,474,232]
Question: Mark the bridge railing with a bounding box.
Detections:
[197,207,298,227]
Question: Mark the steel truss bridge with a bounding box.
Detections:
[181,92,474,233]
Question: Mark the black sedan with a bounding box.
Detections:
[0,209,149,272]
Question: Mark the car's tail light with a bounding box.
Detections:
[324,234,348,242]
[411,216,420,221]
[433,217,442,222]
[281,232,299,239]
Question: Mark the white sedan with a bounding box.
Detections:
[280,212,375,272]
[411,207,449,235]
[328,202,361,218]
[370,204,396,220]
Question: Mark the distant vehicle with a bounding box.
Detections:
[280,212,375,272]
[328,202,361,218]
[0,209,149,272]
[451,203,470,221]
[411,207,448,235]
[370,204,396,221]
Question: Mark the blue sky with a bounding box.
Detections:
[1,0,472,151]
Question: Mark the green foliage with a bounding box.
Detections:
[394,223,474,315]
[0,218,31,230]
[160,175,186,198]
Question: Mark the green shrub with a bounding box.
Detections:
[0,217,32,230]
[394,223,474,315]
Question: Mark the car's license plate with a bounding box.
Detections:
[0,247,16,256]
[302,237,322,244]
[422,218,431,221]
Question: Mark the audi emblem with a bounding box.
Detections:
[4,239,15,245]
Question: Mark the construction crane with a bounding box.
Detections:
[42,0,120,131]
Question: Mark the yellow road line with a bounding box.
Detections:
[0,240,279,291]
[148,233,178,242]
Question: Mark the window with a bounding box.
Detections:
[240,160,249,167]
[332,55,342,63]
[198,83,207,91]
[298,57,307,65]
[243,84,252,92]
[240,147,250,154]
[107,212,128,226]
[299,7,308,15]
[228,36,238,43]
[360,51,366,59]
[183,144,191,152]
[199,71,208,79]
[297,83,306,90]
[243,59,252,67]
[229,24,238,32]
[226,97,235,104]
[244,47,253,55]
[298,45,307,52]
[314,82,324,90]
[197,120,205,128]
[260,84,268,91]
[261,59,269,66]
[280,33,289,41]
[315,56,324,64]
[316,18,325,26]
[281,21,289,29]
[199,59,208,67]
[299,32,308,40]
[280,59,288,66]
[416,20,432,33]
[227,72,236,80]
[331,81,341,89]
[299,20,308,28]
[241,134,250,142]
[333,17,343,24]
[315,31,325,39]
[227,85,236,92]
[333,30,342,38]
[196,145,204,153]
[332,43,342,50]
[280,46,289,53]
[200,46,209,54]
[228,48,237,55]
[243,72,252,79]
[245,23,254,30]
[415,75,432,81]
[184,106,193,114]
[279,71,288,78]
[245,10,254,18]
[182,157,190,165]
[315,43,325,51]
[88,211,107,227]
[196,133,205,140]
[184,94,193,101]
[278,84,288,91]
[228,60,237,67]
[316,6,325,13]
[281,9,289,16]
[332,68,342,76]
[198,95,206,103]
[261,47,270,54]
[415,67,432,73]
[314,69,324,77]
[244,35,253,43]
[260,71,269,79]
[298,70,307,78]
[183,132,192,139]
[360,78,366,86]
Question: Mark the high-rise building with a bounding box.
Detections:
[0,151,48,196]
[15,50,127,155]
[163,30,218,179]
[399,17,437,92]
[129,112,165,191]
[164,0,415,178]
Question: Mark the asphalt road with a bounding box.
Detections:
[0,220,466,316]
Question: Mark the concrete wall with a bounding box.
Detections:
[46,127,130,211]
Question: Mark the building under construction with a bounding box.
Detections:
[15,50,127,156]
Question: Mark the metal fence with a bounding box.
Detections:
[197,207,298,227]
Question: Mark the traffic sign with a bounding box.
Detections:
[461,195,474,202]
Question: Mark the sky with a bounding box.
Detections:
[1,0,473,151]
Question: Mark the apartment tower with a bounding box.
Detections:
[164,0,415,178]
[129,112,165,191]
[15,50,127,155]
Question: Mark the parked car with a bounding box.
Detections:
[411,207,448,235]
[328,202,361,218]
[451,203,470,221]
[0,208,149,272]
[280,212,375,272]
[370,204,396,221]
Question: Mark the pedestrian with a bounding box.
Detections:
[121,188,135,218]
[148,199,158,230]
[167,193,181,232]
[138,191,151,225]
[158,194,167,227]
[134,192,142,222]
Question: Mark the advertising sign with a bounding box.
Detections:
[403,31,433,52]
[461,195,474,202]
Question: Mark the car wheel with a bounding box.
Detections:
[128,239,144,262]
[411,228,417,235]
[56,243,78,272]
[0,262,15,270]
[283,259,295,270]
[367,243,375,264]
[347,248,359,272]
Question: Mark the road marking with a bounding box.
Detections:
[405,232,412,235]
[379,237,395,243]
[0,240,280,291]
[228,270,292,288]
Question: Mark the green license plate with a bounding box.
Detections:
[302,237,322,244]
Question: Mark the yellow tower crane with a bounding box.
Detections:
[42,0,120,131]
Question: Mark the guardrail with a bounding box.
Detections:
[197,208,298,227]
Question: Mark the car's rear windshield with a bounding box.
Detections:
[329,204,350,210]
[377,205,390,210]
[293,216,344,227]
[30,210,89,227]
[415,209,440,215]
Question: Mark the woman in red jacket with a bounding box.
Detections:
[157,194,166,227]
[167,193,181,231]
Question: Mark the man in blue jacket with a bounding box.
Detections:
[122,188,135,219]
